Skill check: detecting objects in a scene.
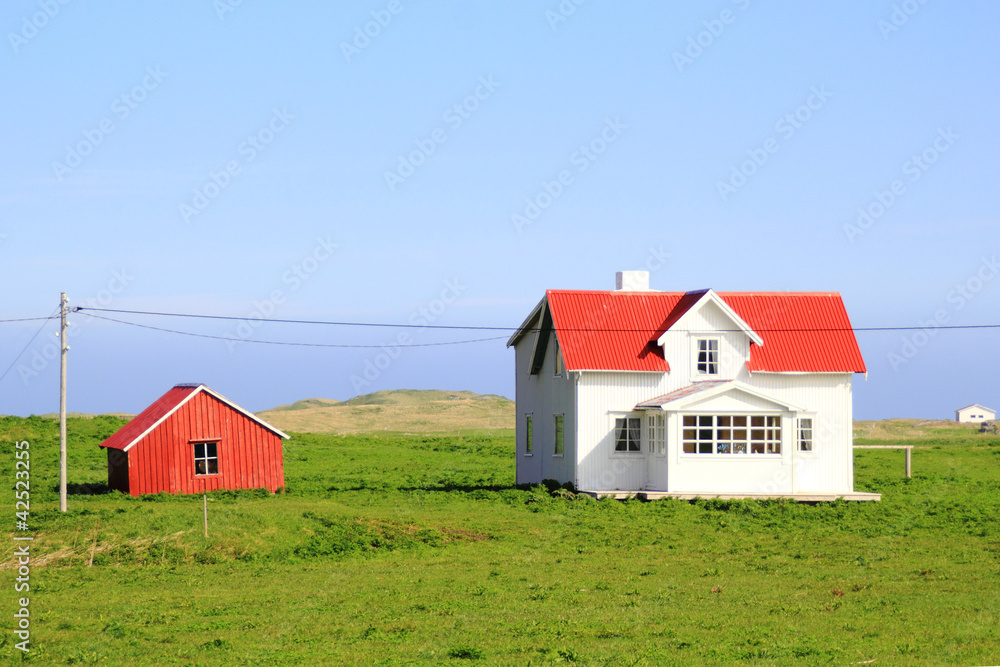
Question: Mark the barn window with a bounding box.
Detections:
[695,338,719,375]
[525,414,533,455]
[797,418,813,452]
[614,417,641,452]
[193,442,219,475]
[648,413,665,455]
[554,415,564,456]
[682,415,781,454]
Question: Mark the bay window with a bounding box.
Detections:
[682,415,781,454]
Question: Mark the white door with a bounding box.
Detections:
[645,413,668,490]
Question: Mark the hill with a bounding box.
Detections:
[853,418,987,441]
[257,389,514,434]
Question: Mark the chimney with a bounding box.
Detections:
[615,271,650,291]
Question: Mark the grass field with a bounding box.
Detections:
[2,416,999,665]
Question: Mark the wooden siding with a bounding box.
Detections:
[514,329,577,487]
[126,391,284,496]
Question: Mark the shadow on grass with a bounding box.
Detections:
[322,483,528,494]
[63,481,111,495]
[403,483,523,494]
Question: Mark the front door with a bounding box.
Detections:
[645,413,668,490]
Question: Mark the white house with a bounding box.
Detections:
[507,271,878,501]
[955,404,995,423]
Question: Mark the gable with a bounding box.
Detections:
[636,380,804,413]
[684,389,793,412]
[101,384,288,452]
[656,290,763,348]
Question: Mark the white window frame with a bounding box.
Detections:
[797,416,815,453]
[647,413,666,456]
[613,416,642,454]
[680,414,782,456]
[693,336,721,377]
[192,440,220,475]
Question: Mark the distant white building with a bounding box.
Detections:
[955,404,995,423]
[507,271,877,501]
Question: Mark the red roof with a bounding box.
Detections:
[524,289,866,374]
[721,292,867,373]
[100,384,288,451]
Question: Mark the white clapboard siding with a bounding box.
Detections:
[514,330,576,486]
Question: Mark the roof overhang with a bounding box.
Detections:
[956,403,995,413]
[506,295,547,348]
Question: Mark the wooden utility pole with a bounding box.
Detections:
[59,292,68,513]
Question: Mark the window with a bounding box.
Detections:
[682,415,781,454]
[525,414,533,455]
[554,415,564,455]
[696,338,719,375]
[554,339,564,376]
[614,417,642,452]
[798,418,813,452]
[193,442,219,475]
[648,414,665,455]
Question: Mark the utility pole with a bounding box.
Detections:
[59,292,68,513]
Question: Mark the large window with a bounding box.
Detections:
[682,415,781,454]
[554,415,564,455]
[648,414,665,455]
[525,414,533,455]
[696,338,719,375]
[193,441,219,475]
[614,417,641,452]
[797,418,813,452]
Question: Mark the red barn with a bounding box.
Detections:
[99,383,288,496]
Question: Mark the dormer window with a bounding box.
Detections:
[696,338,719,376]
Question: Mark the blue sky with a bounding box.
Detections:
[1,1,998,419]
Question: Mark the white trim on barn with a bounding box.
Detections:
[117,384,288,452]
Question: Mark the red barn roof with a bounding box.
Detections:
[509,289,866,374]
[100,383,288,452]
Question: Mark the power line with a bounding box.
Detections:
[75,306,512,331]
[0,309,59,385]
[71,306,1000,334]
[84,313,508,348]
[0,316,60,324]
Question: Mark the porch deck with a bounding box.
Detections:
[579,490,882,502]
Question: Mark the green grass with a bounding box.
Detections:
[2,417,1000,665]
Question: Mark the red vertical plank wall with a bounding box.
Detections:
[126,391,284,496]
